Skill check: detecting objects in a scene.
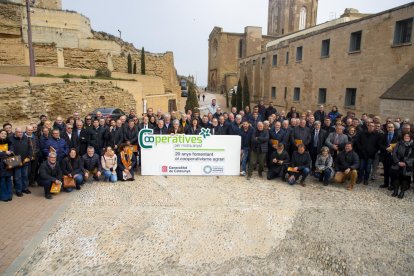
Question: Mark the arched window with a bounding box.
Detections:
[212,39,218,58]
[299,7,307,30]
[239,39,243,58]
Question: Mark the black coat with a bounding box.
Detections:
[251,129,269,153]
[62,132,79,152]
[73,128,89,156]
[358,131,381,159]
[0,138,13,177]
[104,127,124,149]
[335,150,360,172]
[88,127,105,151]
[10,135,32,161]
[269,150,290,173]
[38,160,63,183]
[269,128,289,150]
[186,127,201,135]
[291,151,312,169]
[82,153,102,172]
[265,107,277,119]
[310,129,328,153]
[123,126,139,145]
[392,141,414,176]
[61,157,83,176]
[292,126,312,148]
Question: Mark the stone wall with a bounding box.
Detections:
[0,80,136,124]
[63,48,107,70]
[240,4,414,116]
[34,44,58,66]
[380,99,414,121]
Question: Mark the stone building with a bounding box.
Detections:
[208,0,414,119]
[208,27,275,94]
[0,0,182,119]
[267,0,318,36]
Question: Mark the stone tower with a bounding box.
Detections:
[9,0,62,9]
[268,0,318,36]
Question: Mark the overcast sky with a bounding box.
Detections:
[64,0,412,86]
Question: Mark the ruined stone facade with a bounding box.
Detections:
[0,81,136,124]
[0,0,183,114]
[268,0,318,37]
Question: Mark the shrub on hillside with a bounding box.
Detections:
[95,68,112,78]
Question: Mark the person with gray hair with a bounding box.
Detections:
[168,119,184,135]
[314,146,335,186]
[310,121,328,172]
[38,152,63,199]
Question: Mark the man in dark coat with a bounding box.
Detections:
[25,125,40,187]
[61,124,78,151]
[10,128,33,196]
[265,102,277,120]
[292,119,312,150]
[288,144,312,186]
[87,119,105,155]
[334,143,360,190]
[38,152,63,199]
[247,122,269,179]
[43,129,69,164]
[74,121,89,156]
[379,122,400,189]
[313,105,326,122]
[309,121,327,172]
[357,122,381,185]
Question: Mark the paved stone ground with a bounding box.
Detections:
[8,175,414,275]
[0,186,69,273]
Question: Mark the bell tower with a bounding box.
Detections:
[268,0,318,37]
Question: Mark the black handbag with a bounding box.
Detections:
[3,153,22,169]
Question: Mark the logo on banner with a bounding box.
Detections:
[162,166,168,173]
[139,128,211,149]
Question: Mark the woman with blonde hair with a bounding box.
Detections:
[101,146,117,183]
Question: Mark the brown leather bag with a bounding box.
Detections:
[63,175,76,188]
[3,153,22,169]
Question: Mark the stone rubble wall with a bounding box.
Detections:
[0,80,136,124]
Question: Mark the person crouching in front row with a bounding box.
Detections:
[61,148,84,191]
[101,146,117,183]
[267,143,290,181]
[38,152,63,199]
[314,146,335,186]
[287,144,311,186]
[334,142,359,191]
[117,144,136,181]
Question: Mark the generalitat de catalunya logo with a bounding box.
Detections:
[138,128,211,149]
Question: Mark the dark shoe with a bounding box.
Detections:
[246,175,251,180]
[356,179,362,184]
[388,186,394,191]
[398,191,405,199]
[379,184,388,188]
[76,186,81,190]
[45,194,53,199]
[323,181,329,186]
[258,172,263,178]
[300,180,306,187]
[22,189,32,194]
[8,198,12,201]
[363,180,368,185]
[16,192,23,197]
[1,199,8,202]
[391,191,398,197]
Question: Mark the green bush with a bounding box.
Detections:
[95,68,112,78]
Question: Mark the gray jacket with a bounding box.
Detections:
[315,154,335,177]
[325,133,349,152]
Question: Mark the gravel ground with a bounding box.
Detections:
[14,175,414,275]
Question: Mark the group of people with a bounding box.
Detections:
[0,100,413,201]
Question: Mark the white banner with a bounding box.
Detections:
[139,129,241,176]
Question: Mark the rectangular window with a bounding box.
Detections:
[252,59,256,65]
[261,57,266,64]
[321,39,330,57]
[284,87,288,99]
[271,87,276,98]
[285,51,289,65]
[296,46,303,62]
[394,18,413,45]
[349,31,362,52]
[345,88,357,107]
[293,87,301,102]
[318,88,327,104]
[272,54,278,66]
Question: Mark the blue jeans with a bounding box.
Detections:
[314,168,333,183]
[241,148,249,172]
[14,164,29,193]
[104,170,117,183]
[359,158,373,181]
[288,167,311,184]
[0,176,12,200]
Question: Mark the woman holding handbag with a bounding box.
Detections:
[0,129,13,202]
[61,148,84,191]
